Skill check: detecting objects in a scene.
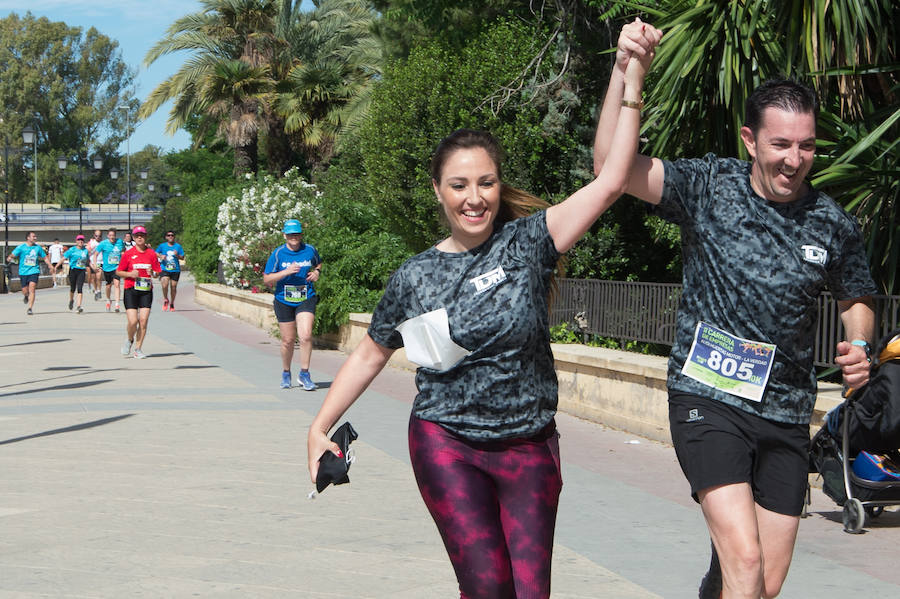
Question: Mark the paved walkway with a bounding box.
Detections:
[2,277,899,598]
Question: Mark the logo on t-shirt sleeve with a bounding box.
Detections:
[470,266,507,294]
[801,245,828,266]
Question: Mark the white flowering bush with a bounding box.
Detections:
[217,168,321,289]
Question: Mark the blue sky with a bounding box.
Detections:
[3,0,204,154]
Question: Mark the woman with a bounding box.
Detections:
[262,219,323,390]
[63,234,90,313]
[307,23,659,599]
[116,226,161,359]
[122,232,135,250]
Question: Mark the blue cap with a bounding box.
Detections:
[283,219,303,234]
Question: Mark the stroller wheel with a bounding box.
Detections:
[842,498,865,534]
[865,505,884,519]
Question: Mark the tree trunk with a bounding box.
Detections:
[265,114,295,177]
[233,136,258,178]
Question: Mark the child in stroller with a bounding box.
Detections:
[808,328,900,533]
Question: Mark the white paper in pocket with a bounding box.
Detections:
[395,308,471,370]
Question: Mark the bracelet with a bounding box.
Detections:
[621,99,644,110]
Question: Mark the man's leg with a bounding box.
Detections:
[755,504,800,598]
[169,279,178,308]
[26,281,37,310]
[160,277,170,302]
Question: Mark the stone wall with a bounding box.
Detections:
[194,283,842,444]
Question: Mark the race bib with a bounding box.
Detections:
[135,277,152,291]
[109,252,120,265]
[681,322,776,402]
[165,253,177,270]
[75,258,86,269]
[284,284,307,304]
[23,254,37,267]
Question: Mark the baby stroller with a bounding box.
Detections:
[808,328,900,533]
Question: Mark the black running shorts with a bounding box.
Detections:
[123,287,153,310]
[159,270,181,281]
[273,295,318,322]
[103,270,120,284]
[668,392,810,516]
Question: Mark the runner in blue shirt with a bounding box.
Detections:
[263,220,322,390]
[155,231,185,311]
[63,234,91,313]
[94,228,125,312]
[7,231,50,315]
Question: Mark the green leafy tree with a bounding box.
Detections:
[630,0,898,292]
[275,0,383,169]
[358,19,586,252]
[0,12,137,204]
[305,143,409,332]
[181,181,245,282]
[140,0,282,177]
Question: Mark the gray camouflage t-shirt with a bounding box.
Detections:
[654,154,877,424]
[369,211,560,441]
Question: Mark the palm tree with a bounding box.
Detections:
[631,0,898,292]
[275,0,382,169]
[139,0,281,177]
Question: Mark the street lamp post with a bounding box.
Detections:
[118,107,132,230]
[58,154,104,235]
[110,168,120,211]
[139,168,149,213]
[21,114,39,207]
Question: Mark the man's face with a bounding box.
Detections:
[27,232,36,244]
[107,230,116,242]
[93,230,101,240]
[165,232,175,243]
[740,107,816,203]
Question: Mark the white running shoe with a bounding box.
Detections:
[121,339,133,356]
[133,349,147,359]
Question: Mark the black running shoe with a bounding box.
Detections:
[698,541,722,599]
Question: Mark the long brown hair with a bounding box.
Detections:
[431,128,567,291]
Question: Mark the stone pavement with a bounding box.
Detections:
[1,277,899,598]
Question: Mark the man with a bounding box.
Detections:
[48,238,65,287]
[7,231,51,315]
[594,22,877,599]
[116,226,161,359]
[87,229,102,299]
[155,230,185,311]
[95,228,125,312]
[262,219,322,390]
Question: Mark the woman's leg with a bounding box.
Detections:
[409,416,514,599]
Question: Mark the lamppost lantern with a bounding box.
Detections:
[110,168,119,180]
[92,155,103,171]
[22,120,38,205]
[148,182,155,192]
[139,167,149,180]
[57,156,68,170]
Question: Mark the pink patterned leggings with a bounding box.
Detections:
[408,415,563,599]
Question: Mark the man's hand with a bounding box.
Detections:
[835,341,871,390]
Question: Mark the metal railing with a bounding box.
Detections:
[550,279,900,368]
[2,210,158,226]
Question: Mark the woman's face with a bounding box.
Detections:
[432,146,500,250]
